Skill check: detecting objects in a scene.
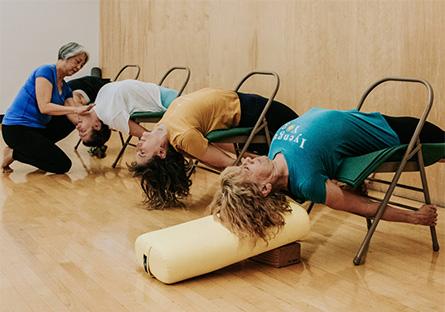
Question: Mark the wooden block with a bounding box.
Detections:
[250,242,301,268]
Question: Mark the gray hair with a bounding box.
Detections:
[58,42,89,62]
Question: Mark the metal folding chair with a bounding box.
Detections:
[328,77,441,265]
[111,66,191,168]
[205,71,280,166]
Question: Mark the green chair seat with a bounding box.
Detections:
[130,111,165,121]
[336,143,445,188]
[206,127,254,142]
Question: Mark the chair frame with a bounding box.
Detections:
[351,77,439,265]
[74,64,141,150]
[111,66,191,168]
[207,71,280,166]
[113,65,141,82]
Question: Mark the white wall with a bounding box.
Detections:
[0,0,100,113]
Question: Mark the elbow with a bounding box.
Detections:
[38,105,50,115]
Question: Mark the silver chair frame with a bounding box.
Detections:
[352,77,439,265]
[208,71,280,166]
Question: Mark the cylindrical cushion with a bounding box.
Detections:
[135,202,310,284]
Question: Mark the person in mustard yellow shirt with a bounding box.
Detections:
[130,87,298,209]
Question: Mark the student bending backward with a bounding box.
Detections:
[74,79,178,147]
[131,87,299,209]
[210,108,444,241]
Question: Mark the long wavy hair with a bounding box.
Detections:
[129,145,194,209]
[210,166,291,241]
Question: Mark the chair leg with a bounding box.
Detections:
[354,238,371,265]
[353,183,396,265]
[366,217,373,230]
[187,159,198,178]
[74,138,82,150]
[119,131,126,146]
[112,135,132,168]
[306,202,315,214]
[430,227,440,252]
[417,150,440,252]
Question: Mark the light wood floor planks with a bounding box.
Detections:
[1,132,444,312]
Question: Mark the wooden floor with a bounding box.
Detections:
[1,132,444,312]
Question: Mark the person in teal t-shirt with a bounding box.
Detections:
[210,108,444,241]
[1,42,94,174]
[268,108,401,203]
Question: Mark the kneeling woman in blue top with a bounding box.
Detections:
[211,108,444,241]
[1,42,94,174]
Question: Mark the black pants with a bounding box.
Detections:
[237,92,298,154]
[382,115,445,144]
[2,116,75,173]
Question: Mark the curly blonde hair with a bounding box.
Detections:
[210,166,291,241]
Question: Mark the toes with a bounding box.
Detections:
[2,166,13,174]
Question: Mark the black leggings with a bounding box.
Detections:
[382,115,445,144]
[2,116,75,173]
[237,92,298,154]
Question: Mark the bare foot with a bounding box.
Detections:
[412,204,438,226]
[2,146,13,173]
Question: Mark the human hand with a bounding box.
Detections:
[75,104,95,115]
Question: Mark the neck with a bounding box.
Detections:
[56,60,66,81]
[90,108,98,120]
[272,153,289,190]
[155,123,169,146]
[79,110,97,126]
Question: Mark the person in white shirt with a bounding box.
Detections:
[74,79,178,147]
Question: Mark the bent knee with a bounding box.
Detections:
[49,157,72,174]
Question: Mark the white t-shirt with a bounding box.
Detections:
[94,80,166,134]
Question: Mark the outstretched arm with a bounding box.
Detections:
[324,179,437,225]
[198,143,236,170]
[213,143,258,159]
[128,120,147,138]
[63,97,84,125]
[36,77,93,116]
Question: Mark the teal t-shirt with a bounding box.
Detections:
[268,108,400,203]
[3,64,72,128]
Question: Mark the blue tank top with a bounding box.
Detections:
[268,108,400,203]
[2,64,72,128]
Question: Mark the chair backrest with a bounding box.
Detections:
[113,64,141,81]
[231,71,280,165]
[158,67,191,96]
[357,77,434,167]
[129,67,191,124]
[355,77,435,210]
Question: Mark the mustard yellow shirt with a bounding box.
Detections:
[159,88,241,159]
